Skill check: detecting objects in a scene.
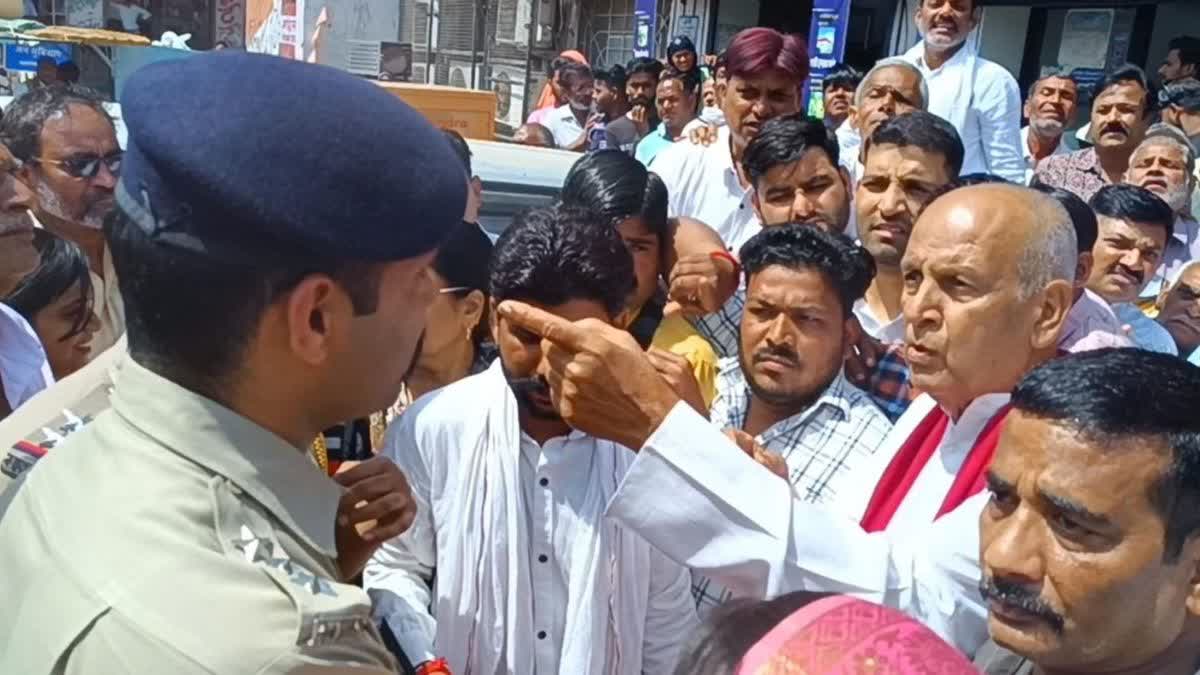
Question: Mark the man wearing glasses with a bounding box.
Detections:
[0,85,124,358]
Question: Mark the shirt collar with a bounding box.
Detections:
[111,358,342,556]
[914,42,971,74]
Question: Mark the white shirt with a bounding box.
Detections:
[651,125,761,251]
[903,44,1024,183]
[545,104,587,149]
[0,303,53,411]
[852,299,904,344]
[115,3,151,30]
[365,365,696,674]
[607,392,1012,656]
[1021,126,1071,186]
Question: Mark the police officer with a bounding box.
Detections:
[0,52,467,673]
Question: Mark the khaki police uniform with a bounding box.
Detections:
[0,357,398,674]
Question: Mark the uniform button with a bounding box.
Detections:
[537,631,547,640]
[538,554,548,563]
[539,477,549,487]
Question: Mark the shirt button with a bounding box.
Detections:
[537,631,547,640]
[538,554,548,563]
[539,477,549,487]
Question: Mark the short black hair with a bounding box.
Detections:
[442,128,472,175]
[105,207,384,398]
[1026,68,1076,99]
[0,85,114,162]
[1033,183,1098,254]
[869,111,965,177]
[1011,349,1200,562]
[742,113,840,185]
[593,64,627,92]
[559,149,669,246]
[489,205,634,318]
[1089,184,1174,242]
[626,56,664,81]
[1094,63,1155,118]
[956,173,1010,187]
[558,62,592,88]
[4,229,94,342]
[659,67,702,97]
[1168,36,1200,70]
[737,223,875,318]
[821,63,862,93]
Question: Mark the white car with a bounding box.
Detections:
[467,138,578,238]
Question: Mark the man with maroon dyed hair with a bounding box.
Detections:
[649,27,807,252]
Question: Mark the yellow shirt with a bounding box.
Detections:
[651,313,718,408]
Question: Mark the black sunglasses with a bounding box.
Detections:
[36,151,123,179]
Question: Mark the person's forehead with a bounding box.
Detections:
[1037,76,1077,93]
[628,72,656,84]
[657,79,683,94]
[1098,214,1167,243]
[863,143,947,179]
[762,148,838,184]
[730,69,800,90]
[40,105,117,150]
[1180,266,1200,287]
[909,192,1022,263]
[748,264,839,305]
[1133,142,1188,165]
[864,66,920,94]
[1096,80,1146,105]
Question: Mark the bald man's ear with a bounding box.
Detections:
[1031,278,1075,352]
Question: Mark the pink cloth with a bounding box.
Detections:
[1059,289,1133,353]
[735,596,975,675]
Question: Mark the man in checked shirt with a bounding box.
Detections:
[690,223,894,617]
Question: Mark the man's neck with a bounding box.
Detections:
[1027,128,1062,162]
[571,107,588,125]
[40,212,106,277]
[520,410,572,447]
[405,341,475,402]
[1035,629,1200,675]
[731,133,753,189]
[864,266,904,323]
[744,394,812,438]
[666,117,692,140]
[1096,145,1134,185]
[923,40,966,71]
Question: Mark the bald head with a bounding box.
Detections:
[901,185,1076,418]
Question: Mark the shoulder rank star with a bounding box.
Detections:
[233,525,336,597]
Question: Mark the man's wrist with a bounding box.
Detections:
[415,657,452,675]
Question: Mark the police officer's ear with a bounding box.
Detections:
[284,275,350,365]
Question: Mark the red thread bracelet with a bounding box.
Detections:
[710,249,740,275]
[415,658,452,675]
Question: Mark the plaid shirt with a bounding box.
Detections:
[691,357,895,616]
[692,290,913,421]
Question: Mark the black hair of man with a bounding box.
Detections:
[821,63,862,94]
[660,66,702,97]
[715,51,727,71]
[442,128,472,175]
[742,113,840,185]
[1026,67,1075,99]
[1089,183,1174,242]
[57,61,81,83]
[547,55,576,78]
[869,110,965,177]
[1160,79,1200,113]
[1094,63,1156,118]
[1032,183,1098,254]
[1168,36,1200,72]
[105,207,386,400]
[626,56,665,82]
[5,229,94,341]
[737,223,876,319]
[558,62,592,89]
[1011,348,1200,562]
[0,84,114,163]
[559,149,669,246]
[489,205,634,318]
[594,64,628,92]
[956,173,1010,187]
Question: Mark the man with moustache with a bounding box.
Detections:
[836,57,928,185]
[546,63,596,152]
[1037,65,1155,202]
[902,0,1024,183]
[1022,71,1078,184]
[650,27,807,251]
[691,224,893,616]
[1,86,123,357]
[974,349,1200,675]
[1085,184,1178,354]
[498,183,1077,654]
[364,206,696,675]
[742,114,852,233]
[1124,127,1200,303]
[1156,261,1200,363]
[625,57,664,141]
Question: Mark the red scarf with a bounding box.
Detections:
[860,403,1012,533]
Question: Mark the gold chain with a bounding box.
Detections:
[311,434,329,474]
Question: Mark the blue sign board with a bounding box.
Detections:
[633,0,656,58]
[803,0,852,116]
[3,42,72,72]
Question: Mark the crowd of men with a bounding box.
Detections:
[1,0,1200,673]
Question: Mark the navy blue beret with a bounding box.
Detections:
[116,51,467,262]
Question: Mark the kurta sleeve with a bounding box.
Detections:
[977,66,1025,184]
[363,413,439,666]
[606,402,990,655]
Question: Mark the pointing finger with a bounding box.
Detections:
[498,300,588,351]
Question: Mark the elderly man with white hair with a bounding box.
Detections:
[835,57,929,184]
[1124,124,1200,303]
[496,184,1078,657]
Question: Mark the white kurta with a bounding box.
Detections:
[365,363,697,674]
[607,393,1011,656]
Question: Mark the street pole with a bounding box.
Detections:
[519,0,542,122]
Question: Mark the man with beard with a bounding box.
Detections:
[650,27,806,251]
[902,0,1024,183]
[691,224,893,617]
[1159,36,1200,87]
[1084,184,1178,354]
[821,63,860,134]
[545,63,596,152]
[974,349,1200,675]
[836,57,928,185]
[364,206,696,675]
[498,183,1077,655]
[742,114,852,234]
[625,57,664,141]
[1124,126,1200,304]
[1022,71,1078,184]
[1156,261,1200,363]
[0,86,123,357]
[1037,65,1155,202]
[634,68,704,166]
